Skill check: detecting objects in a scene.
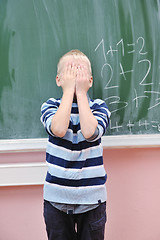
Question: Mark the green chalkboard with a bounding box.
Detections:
[0,0,160,139]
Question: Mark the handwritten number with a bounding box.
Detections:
[101,63,118,90]
[95,39,107,63]
[137,37,148,55]
[116,39,124,56]
[138,59,152,85]
[105,96,128,113]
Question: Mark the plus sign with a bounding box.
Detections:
[127,120,134,133]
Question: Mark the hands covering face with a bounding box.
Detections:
[58,61,92,95]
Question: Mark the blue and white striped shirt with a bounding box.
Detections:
[41,97,111,205]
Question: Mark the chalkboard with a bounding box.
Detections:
[0,0,160,139]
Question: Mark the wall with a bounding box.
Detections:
[0,185,47,240]
[104,147,160,240]
[0,146,160,240]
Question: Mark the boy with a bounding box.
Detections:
[41,50,111,240]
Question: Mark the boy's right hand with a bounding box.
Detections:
[59,63,76,94]
[52,62,77,138]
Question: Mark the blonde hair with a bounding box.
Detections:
[57,49,92,75]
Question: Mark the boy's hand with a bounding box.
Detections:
[75,65,97,139]
[75,65,92,95]
[59,63,76,94]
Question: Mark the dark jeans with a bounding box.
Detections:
[43,200,107,240]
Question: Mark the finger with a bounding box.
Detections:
[66,63,72,75]
[67,63,72,70]
[76,66,81,79]
[71,62,77,73]
[76,65,80,72]
[77,65,83,77]
[63,64,69,74]
[81,64,88,72]
[82,65,90,80]
[80,65,85,76]
[79,65,87,79]
[67,63,75,78]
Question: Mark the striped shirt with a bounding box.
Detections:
[41,97,111,205]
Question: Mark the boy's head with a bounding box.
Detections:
[57,49,92,76]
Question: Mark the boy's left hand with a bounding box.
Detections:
[75,65,92,95]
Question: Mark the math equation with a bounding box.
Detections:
[94,36,160,134]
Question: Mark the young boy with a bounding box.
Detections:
[41,50,111,240]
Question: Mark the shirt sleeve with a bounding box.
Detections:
[40,98,60,136]
[88,99,111,141]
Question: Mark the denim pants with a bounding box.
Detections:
[43,200,107,240]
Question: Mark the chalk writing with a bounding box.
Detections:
[109,120,123,132]
[107,46,118,56]
[109,120,160,133]
[101,63,118,90]
[139,120,150,130]
[144,91,160,110]
[95,38,107,63]
[127,43,135,54]
[127,120,135,133]
[105,96,128,113]
[116,39,124,56]
[119,63,134,81]
[95,36,148,59]
[95,35,159,134]
[151,121,160,132]
[138,59,152,85]
[137,37,148,55]
[132,88,149,108]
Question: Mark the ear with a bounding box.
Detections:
[89,76,93,87]
[56,75,61,87]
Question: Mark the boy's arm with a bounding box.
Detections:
[50,64,76,138]
[50,91,74,138]
[76,66,98,140]
[76,93,98,139]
